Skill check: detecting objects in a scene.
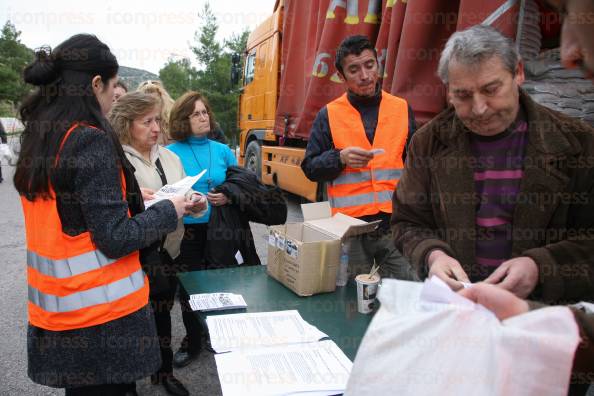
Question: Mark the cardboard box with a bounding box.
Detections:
[267,202,380,296]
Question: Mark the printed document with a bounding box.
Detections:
[215,340,352,396]
[144,169,206,208]
[207,310,327,353]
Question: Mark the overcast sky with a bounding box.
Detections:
[0,0,277,74]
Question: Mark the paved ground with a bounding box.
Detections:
[0,154,303,396]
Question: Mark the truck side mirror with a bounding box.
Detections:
[230,53,241,86]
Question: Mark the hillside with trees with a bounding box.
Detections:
[118,66,159,91]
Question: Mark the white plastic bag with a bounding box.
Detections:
[345,278,580,396]
[0,143,14,162]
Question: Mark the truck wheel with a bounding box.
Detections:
[245,140,262,179]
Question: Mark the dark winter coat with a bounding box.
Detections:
[205,166,287,267]
[28,126,177,388]
[392,90,594,304]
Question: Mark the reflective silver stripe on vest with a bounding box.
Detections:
[329,190,393,208]
[28,269,146,313]
[331,168,402,186]
[373,169,402,181]
[332,171,372,186]
[27,250,116,279]
[329,192,375,208]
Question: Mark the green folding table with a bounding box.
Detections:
[178,265,374,360]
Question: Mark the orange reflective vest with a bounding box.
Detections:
[22,124,149,331]
[327,91,408,217]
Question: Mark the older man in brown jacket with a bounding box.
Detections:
[457,0,594,387]
[392,24,594,304]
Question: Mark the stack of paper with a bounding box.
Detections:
[188,293,247,312]
[215,340,352,396]
[207,310,352,396]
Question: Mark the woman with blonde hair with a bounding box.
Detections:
[137,80,174,145]
[109,91,207,396]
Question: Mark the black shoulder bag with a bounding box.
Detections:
[142,158,177,296]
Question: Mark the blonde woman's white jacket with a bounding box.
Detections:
[123,144,207,259]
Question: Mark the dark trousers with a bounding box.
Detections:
[150,275,178,376]
[177,223,209,354]
[65,383,136,396]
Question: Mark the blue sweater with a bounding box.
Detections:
[167,136,237,224]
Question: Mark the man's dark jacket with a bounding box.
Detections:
[392,90,594,304]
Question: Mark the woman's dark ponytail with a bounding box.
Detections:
[23,46,60,86]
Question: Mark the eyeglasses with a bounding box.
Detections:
[189,110,209,119]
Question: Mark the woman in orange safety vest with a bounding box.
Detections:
[14,34,196,396]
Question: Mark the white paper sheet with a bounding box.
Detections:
[188,293,247,312]
[207,310,328,353]
[234,250,244,265]
[144,169,207,208]
[215,340,352,396]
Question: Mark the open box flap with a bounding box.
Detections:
[301,202,380,240]
[301,201,332,221]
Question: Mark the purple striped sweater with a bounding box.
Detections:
[469,110,528,280]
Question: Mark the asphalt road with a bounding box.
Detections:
[0,157,303,396]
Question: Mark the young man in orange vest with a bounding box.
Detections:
[301,35,418,280]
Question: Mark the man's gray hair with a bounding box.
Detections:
[437,25,520,84]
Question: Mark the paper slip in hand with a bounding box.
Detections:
[207,310,328,353]
[215,340,352,396]
[188,293,247,312]
[419,276,479,312]
[370,148,385,155]
[145,169,207,208]
[460,281,473,289]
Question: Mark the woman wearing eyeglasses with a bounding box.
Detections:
[109,92,207,396]
[167,91,237,368]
